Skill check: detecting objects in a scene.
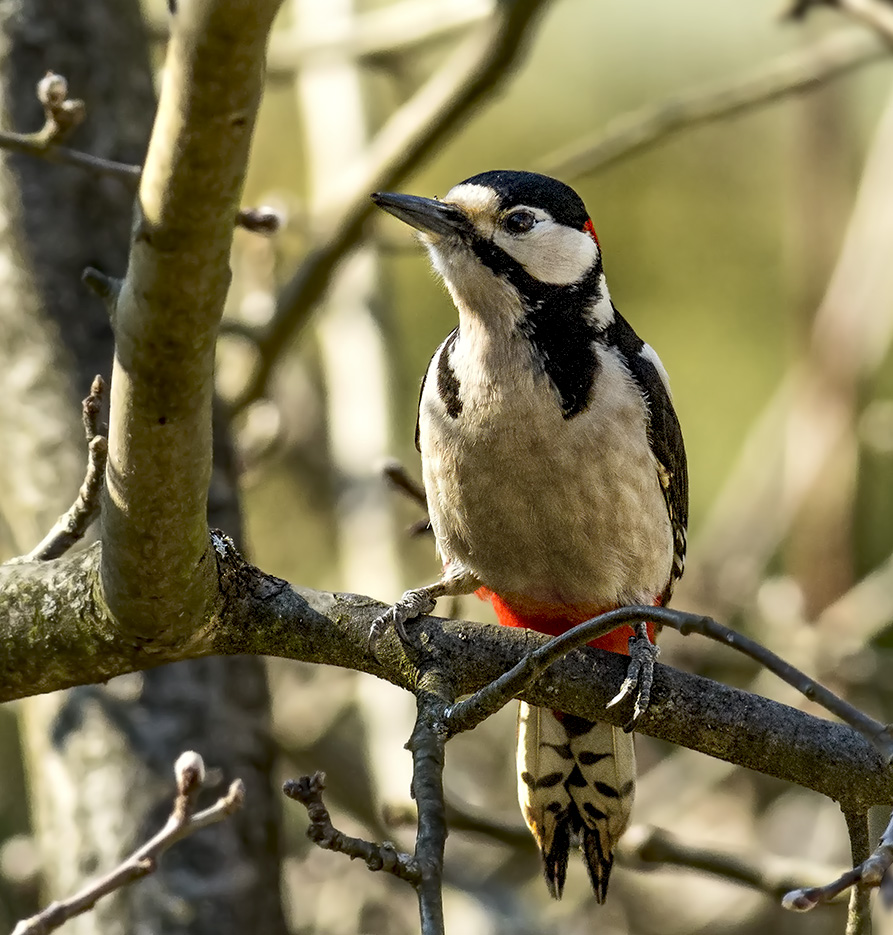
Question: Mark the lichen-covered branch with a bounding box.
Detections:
[97,0,282,643]
[1,536,891,814]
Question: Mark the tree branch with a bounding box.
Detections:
[11,751,245,935]
[97,0,282,642]
[540,29,888,180]
[283,772,422,885]
[0,70,283,237]
[444,605,893,763]
[409,685,452,935]
[783,806,887,929]
[230,0,552,414]
[621,825,849,902]
[6,376,107,564]
[284,682,455,935]
[787,0,893,43]
[148,0,495,77]
[1,537,891,813]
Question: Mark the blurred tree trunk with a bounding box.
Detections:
[0,3,286,932]
[785,25,859,618]
[295,0,416,819]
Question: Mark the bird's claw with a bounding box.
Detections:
[606,623,659,731]
[367,589,436,657]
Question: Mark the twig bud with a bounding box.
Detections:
[781,888,818,912]
[37,72,67,106]
[174,750,206,794]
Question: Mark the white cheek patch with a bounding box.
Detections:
[493,219,599,285]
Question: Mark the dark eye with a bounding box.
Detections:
[503,210,536,235]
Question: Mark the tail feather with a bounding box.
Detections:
[517,703,635,902]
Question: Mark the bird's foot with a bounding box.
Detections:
[606,622,659,731]
[368,588,436,656]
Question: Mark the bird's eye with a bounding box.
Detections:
[503,210,536,235]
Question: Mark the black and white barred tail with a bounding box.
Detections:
[517,703,635,901]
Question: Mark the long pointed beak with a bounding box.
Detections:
[371,192,471,237]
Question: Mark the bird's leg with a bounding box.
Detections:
[606,621,659,731]
[368,566,480,655]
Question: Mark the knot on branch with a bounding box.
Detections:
[211,530,290,601]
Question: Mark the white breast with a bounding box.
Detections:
[418,326,673,610]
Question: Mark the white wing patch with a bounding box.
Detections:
[639,342,673,398]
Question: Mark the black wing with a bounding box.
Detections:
[604,312,688,601]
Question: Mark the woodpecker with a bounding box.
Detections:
[370,170,688,902]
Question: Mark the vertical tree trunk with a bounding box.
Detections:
[294,0,416,813]
[0,3,286,932]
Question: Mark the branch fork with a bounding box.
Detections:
[12,752,245,935]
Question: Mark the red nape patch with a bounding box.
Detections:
[582,218,600,247]
[476,587,655,656]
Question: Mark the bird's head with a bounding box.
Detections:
[372,170,607,326]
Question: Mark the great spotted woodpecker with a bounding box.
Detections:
[370,170,688,901]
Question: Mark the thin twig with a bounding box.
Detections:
[621,824,849,902]
[5,377,108,564]
[12,752,245,935]
[409,688,452,935]
[0,129,142,181]
[235,206,282,235]
[230,0,552,414]
[541,29,887,180]
[0,75,281,231]
[381,459,427,509]
[282,772,422,884]
[32,72,84,146]
[443,606,893,764]
[783,806,886,925]
[285,685,452,935]
[844,809,872,935]
[787,0,893,43]
[81,374,106,441]
[381,459,433,537]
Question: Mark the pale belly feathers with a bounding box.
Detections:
[418,335,673,610]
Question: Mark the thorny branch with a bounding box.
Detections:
[11,752,245,935]
[5,376,107,564]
